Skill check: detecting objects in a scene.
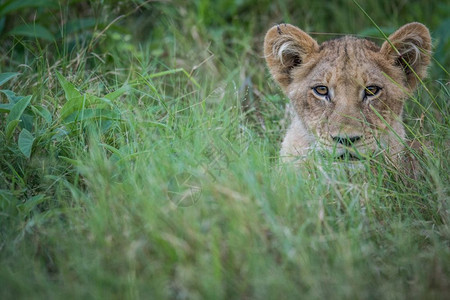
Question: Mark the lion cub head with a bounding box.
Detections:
[264,23,431,162]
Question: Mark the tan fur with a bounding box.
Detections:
[264,23,432,162]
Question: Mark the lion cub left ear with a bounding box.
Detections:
[264,24,319,90]
[380,22,432,89]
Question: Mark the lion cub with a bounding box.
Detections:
[264,23,431,163]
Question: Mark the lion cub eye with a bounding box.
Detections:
[313,85,329,98]
[364,86,381,98]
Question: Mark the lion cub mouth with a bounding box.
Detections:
[319,148,364,162]
[335,151,361,161]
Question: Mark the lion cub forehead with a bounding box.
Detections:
[319,36,380,54]
[308,37,384,83]
[319,36,380,61]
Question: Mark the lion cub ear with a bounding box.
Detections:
[380,22,432,89]
[264,24,319,89]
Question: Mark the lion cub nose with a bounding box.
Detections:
[332,135,362,147]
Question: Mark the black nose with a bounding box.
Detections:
[332,135,362,147]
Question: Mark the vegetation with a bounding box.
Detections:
[0,0,448,298]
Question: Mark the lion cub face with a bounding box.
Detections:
[264,23,431,161]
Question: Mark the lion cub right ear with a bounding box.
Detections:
[380,22,432,90]
[264,24,319,89]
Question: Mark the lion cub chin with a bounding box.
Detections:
[264,23,431,164]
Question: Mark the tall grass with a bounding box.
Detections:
[0,0,449,299]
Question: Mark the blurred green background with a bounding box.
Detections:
[1,0,448,76]
[0,1,449,299]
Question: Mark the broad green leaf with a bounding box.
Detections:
[51,128,69,141]
[59,94,85,121]
[31,105,52,124]
[1,89,24,103]
[0,0,58,16]
[5,119,19,138]
[6,95,31,123]
[63,108,120,124]
[5,95,31,138]
[0,103,13,113]
[103,85,129,101]
[0,89,25,112]
[21,113,34,132]
[60,95,111,122]
[18,128,35,158]
[9,24,55,41]
[0,72,19,86]
[99,120,113,133]
[56,72,82,101]
[56,73,119,124]
[57,72,85,120]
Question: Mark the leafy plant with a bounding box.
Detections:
[0,71,126,160]
[0,0,58,40]
[0,1,448,299]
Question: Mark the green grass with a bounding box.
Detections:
[0,0,449,299]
